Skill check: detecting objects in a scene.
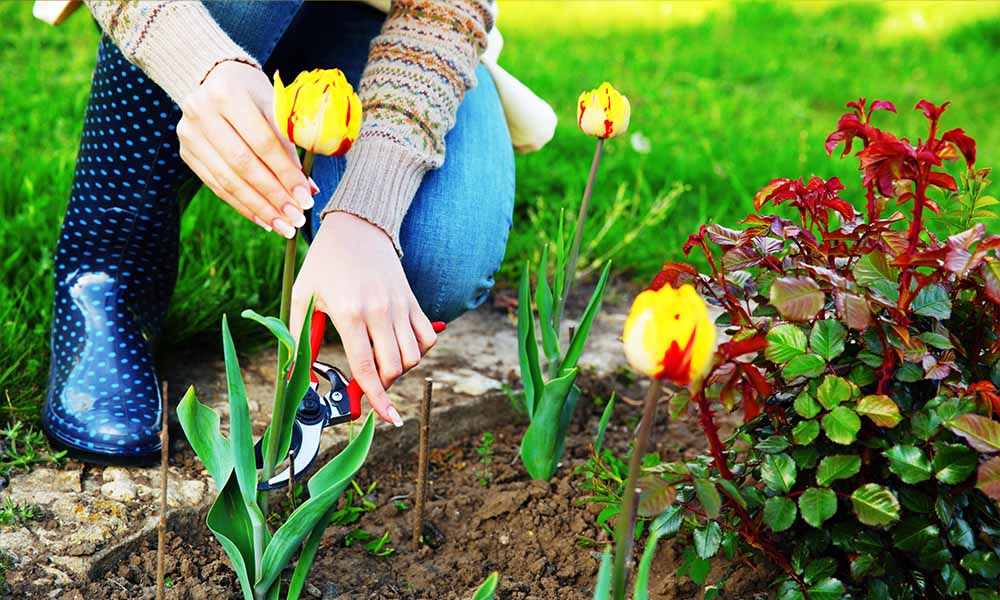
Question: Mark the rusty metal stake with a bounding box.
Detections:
[412,377,433,549]
[156,380,169,600]
[287,448,297,511]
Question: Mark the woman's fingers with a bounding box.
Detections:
[335,315,400,427]
[396,317,423,372]
[410,305,439,355]
[367,306,404,390]
[179,144,266,229]
[186,125,296,237]
[199,114,306,229]
[219,92,314,211]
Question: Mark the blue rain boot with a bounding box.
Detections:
[42,38,190,463]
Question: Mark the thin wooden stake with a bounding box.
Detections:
[412,378,433,549]
[287,448,297,511]
[156,380,169,600]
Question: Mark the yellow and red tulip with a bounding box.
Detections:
[577,82,631,139]
[273,69,362,156]
[622,283,715,386]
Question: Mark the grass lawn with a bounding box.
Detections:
[1,1,998,421]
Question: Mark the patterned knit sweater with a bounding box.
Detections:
[83,0,494,253]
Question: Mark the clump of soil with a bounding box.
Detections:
[34,386,771,600]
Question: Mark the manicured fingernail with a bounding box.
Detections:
[293,185,314,210]
[387,406,404,428]
[308,177,320,195]
[283,203,306,227]
[272,218,296,239]
[253,217,272,232]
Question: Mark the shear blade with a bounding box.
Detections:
[256,420,324,491]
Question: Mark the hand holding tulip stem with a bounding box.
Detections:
[177,60,313,237]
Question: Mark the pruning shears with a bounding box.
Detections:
[254,311,445,490]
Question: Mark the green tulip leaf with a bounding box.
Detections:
[517,264,543,418]
[177,385,232,490]
[520,369,579,480]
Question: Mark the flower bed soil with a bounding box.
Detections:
[24,375,770,600]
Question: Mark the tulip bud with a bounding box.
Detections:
[622,283,715,386]
[273,69,362,156]
[577,82,631,139]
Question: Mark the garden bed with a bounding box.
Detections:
[29,375,769,600]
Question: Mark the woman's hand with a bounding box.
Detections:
[177,60,314,238]
[290,212,439,426]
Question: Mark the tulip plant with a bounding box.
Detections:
[178,68,368,600]
[616,99,1000,599]
[517,83,627,481]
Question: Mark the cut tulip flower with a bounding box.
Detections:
[622,282,715,386]
[274,68,362,157]
[577,82,630,139]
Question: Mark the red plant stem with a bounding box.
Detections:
[695,390,733,479]
[611,378,662,600]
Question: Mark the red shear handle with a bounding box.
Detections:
[313,313,446,420]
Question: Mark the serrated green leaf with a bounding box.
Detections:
[891,516,939,552]
[854,251,897,285]
[961,550,1000,578]
[815,455,861,487]
[896,362,924,382]
[761,453,797,493]
[783,353,826,379]
[810,320,847,361]
[693,478,722,518]
[911,284,952,319]
[807,578,846,600]
[756,435,791,454]
[792,420,820,445]
[822,406,861,445]
[766,323,808,363]
[816,375,853,410]
[799,487,837,528]
[884,445,933,483]
[932,444,978,484]
[794,391,821,419]
[856,394,902,428]
[764,496,797,532]
[637,475,676,518]
[851,483,900,526]
[694,521,722,559]
[918,332,953,349]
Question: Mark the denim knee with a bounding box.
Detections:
[404,216,511,323]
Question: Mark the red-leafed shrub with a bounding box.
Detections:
[644,99,1000,598]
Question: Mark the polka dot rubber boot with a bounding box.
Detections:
[42,38,191,464]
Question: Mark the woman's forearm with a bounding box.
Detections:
[83,0,259,104]
[321,0,495,254]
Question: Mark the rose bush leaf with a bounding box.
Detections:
[856,394,903,428]
[851,483,900,526]
[822,406,861,445]
[947,414,1000,452]
[763,496,797,532]
[770,276,825,321]
[810,320,847,361]
[765,324,808,364]
[799,487,838,528]
[884,445,933,484]
[815,455,861,487]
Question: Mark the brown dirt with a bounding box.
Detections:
[19,380,771,600]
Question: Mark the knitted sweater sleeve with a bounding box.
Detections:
[82,1,260,104]
[320,0,495,254]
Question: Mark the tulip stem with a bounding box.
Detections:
[611,377,662,600]
[556,137,604,333]
[258,150,313,518]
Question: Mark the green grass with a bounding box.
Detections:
[1,1,999,420]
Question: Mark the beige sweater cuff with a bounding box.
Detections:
[127,2,259,104]
[320,139,428,256]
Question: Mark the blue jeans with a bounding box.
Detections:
[209,1,515,321]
